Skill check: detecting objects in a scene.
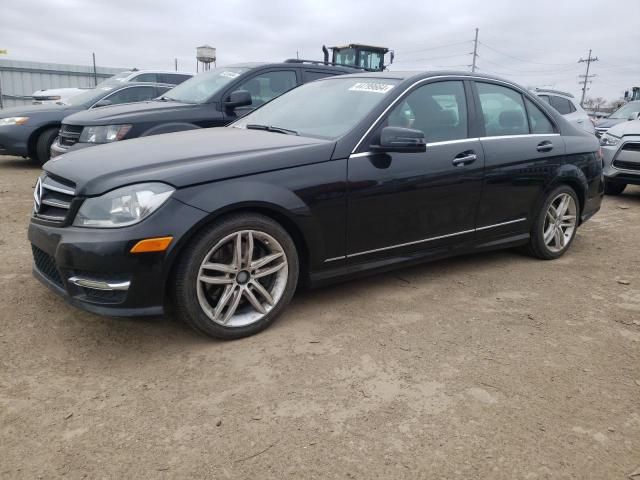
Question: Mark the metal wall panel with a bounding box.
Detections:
[0,59,125,108]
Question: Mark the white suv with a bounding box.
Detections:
[534,88,595,135]
[32,70,193,105]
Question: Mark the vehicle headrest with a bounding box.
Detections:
[499,110,525,128]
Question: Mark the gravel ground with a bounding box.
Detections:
[0,154,639,479]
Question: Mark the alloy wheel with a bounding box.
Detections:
[196,230,288,327]
[543,193,577,253]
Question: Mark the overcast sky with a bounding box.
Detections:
[2,0,638,101]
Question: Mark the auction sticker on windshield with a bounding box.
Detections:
[348,82,395,94]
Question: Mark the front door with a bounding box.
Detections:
[346,80,484,260]
[224,69,299,121]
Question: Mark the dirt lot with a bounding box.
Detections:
[0,154,639,479]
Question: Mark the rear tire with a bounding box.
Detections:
[604,181,626,196]
[173,214,299,340]
[33,128,59,166]
[525,185,580,260]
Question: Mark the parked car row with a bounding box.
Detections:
[27,70,603,340]
[0,62,358,165]
[31,70,193,105]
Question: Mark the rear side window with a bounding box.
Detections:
[158,73,192,85]
[387,80,468,143]
[235,70,298,108]
[131,73,158,83]
[549,95,575,115]
[525,98,555,134]
[477,82,529,136]
[304,70,336,82]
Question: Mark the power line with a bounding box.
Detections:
[395,40,471,56]
[578,49,598,107]
[478,41,575,66]
[478,56,580,74]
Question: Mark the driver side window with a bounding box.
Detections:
[387,81,468,143]
[235,71,297,108]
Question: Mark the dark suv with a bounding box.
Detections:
[30,72,602,340]
[50,61,359,157]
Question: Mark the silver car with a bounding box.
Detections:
[600,120,640,195]
[535,88,595,135]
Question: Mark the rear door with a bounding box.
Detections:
[346,79,485,259]
[473,81,563,238]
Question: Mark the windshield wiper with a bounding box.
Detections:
[246,124,298,135]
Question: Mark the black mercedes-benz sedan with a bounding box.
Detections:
[28,71,603,339]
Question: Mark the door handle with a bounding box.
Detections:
[577,119,584,123]
[452,152,477,167]
[537,141,554,153]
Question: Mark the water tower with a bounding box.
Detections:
[196,45,216,72]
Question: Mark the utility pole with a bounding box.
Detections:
[174,58,178,71]
[92,52,97,87]
[578,49,598,107]
[471,28,479,72]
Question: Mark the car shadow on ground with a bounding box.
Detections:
[0,156,40,170]
[41,247,532,353]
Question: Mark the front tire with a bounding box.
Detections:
[604,181,626,196]
[173,214,299,340]
[525,185,580,260]
[33,128,59,166]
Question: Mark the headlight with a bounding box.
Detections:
[0,117,29,126]
[600,134,620,147]
[79,124,132,143]
[35,96,61,101]
[73,183,174,228]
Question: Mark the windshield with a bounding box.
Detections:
[96,71,133,88]
[62,86,117,107]
[163,67,251,104]
[609,102,640,119]
[233,77,401,139]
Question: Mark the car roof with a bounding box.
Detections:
[533,88,575,99]
[322,70,526,85]
[226,61,360,73]
[123,69,194,75]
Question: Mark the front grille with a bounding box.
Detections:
[32,245,63,288]
[79,287,127,304]
[58,124,83,147]
[613,160,640,171]
[622,142,640,153]
[33,174,76,224]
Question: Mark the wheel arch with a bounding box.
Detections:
[27,123,61,158]
[164,201,313,300]
[140,122,201,137]
[539,164,588,222]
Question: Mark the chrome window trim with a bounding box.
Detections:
[480,133,560,141]
[324,217,527,262]
[351,74,539,154]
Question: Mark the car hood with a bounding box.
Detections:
[62,100,200,126]
[595,117,626,129]
[44,127,336,196]
[606,120,640,137]
[0,103,80,116]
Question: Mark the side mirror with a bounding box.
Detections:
[93,99,112,108]
[225,90,252,109]
[371,126,426,153]
[627,112,640,121]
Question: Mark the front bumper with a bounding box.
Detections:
[50,138,95,158]
[0,124,34,157]
[602,136,640,185]
[28,197,208,317]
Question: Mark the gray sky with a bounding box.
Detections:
[2,0,638,101]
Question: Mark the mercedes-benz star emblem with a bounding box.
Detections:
[33,177,43,213]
